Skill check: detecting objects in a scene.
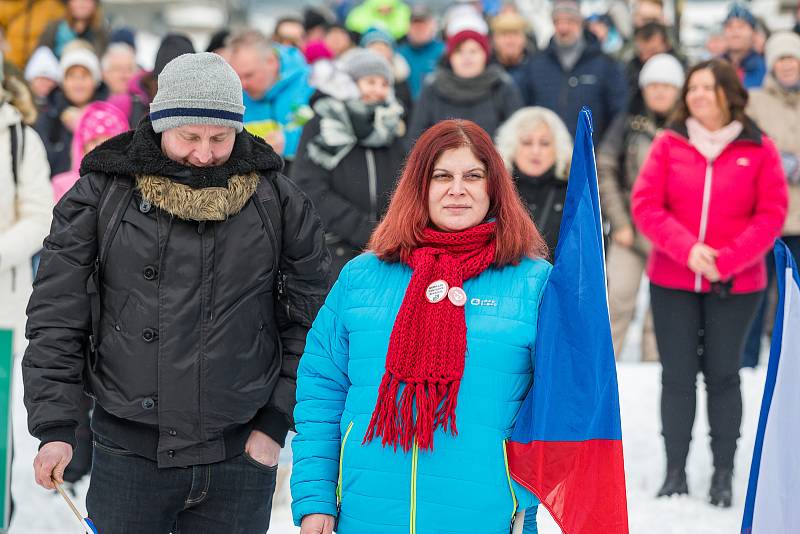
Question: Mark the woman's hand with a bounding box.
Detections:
[300,514,335,534]
[688,243,720,282]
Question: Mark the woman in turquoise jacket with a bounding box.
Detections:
[291,119,552,534]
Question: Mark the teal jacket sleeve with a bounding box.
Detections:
[290,263,352,526]
[511,260,552,511]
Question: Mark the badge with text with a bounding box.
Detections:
[426,280,450,303]
[448,287,467,307]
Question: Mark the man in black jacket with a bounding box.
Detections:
[23,52,329,532]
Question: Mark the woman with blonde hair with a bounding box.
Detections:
[37,0,109,59]
[495,106,572,255]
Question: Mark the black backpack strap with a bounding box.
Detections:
[9,123,24,186]
[253,174,285,298]
[86,175,134,360]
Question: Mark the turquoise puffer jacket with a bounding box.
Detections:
[291,253,551,533]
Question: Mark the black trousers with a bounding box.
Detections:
[650,284,761,471]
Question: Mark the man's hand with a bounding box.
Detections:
[244,429,280,467]
[264,129,286,157]
[33,441,73,490]
[611,226,635,248]
[300,514,335,534]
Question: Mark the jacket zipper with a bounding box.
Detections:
[410,441,419,534]
[503,440,519,526]
[366,149,378,222]
[336,421,354,511]
[695,162,714,292]
[198,221,209,440]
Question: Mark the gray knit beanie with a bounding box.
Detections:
[339,48,394,85]
[150,52,245,133]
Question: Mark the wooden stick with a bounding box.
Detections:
[54,481,85,525]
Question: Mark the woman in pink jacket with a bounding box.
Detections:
[632,59,787,508]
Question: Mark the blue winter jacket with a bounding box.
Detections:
[518,32,627,142]
[243,45,313,161]
[722,50,766,89]
[291,253,552,533]
[397,40,446,100]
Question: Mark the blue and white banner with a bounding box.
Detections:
[742,241,800,534]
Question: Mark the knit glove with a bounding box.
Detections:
[781,151,800,185]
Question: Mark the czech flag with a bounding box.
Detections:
[741,241,800,533]
[507,107,629,534]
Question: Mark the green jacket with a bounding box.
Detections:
[345,0,411,39]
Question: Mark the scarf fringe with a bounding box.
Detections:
[364,374,461,452]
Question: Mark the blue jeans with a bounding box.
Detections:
[86,436,277,533]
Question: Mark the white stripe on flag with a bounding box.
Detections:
[752,267,800,533]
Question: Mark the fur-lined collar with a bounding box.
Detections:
[81,116,283,188]
[137,172,260,221]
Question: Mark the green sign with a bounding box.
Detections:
[0,329,12,531]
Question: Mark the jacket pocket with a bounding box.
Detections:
[336,421,355,512]
[93,436,136,457]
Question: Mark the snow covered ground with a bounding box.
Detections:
[8,359,766,533]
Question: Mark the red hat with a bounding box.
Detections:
[446,29,491,59]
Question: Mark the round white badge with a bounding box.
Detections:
[426,280,450,303]
[448,286,467,307]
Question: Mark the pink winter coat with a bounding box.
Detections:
[632,122,788,294]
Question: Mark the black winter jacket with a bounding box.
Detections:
[291,114,406,279]
[514,165,567,258]
[23,120,330,467]
[408,64,523,143]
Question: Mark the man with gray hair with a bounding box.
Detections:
[228,29,314,172]
[518,0,628,142]
[23,52,329,532]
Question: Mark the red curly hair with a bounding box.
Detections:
[369,119,547,266]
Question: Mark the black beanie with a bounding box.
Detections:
[206,29,231,53]
[153,33,195,77]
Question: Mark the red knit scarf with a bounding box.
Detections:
[364,222,497,451]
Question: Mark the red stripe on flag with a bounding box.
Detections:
[507,440,629,534]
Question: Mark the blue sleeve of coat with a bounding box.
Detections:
[605,59,629,122]
[291,263,352,526]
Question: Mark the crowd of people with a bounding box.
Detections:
[2,0,800,531]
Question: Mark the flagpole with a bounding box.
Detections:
[53,481,83,524]
[53,480,97,533]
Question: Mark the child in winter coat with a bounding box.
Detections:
[51,100,128,202]
[292,48,407,280]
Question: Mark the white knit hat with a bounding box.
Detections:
[25,46,62,83]
[60,48,102,86]
[765,31,800,72]
[639,53,685,89]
